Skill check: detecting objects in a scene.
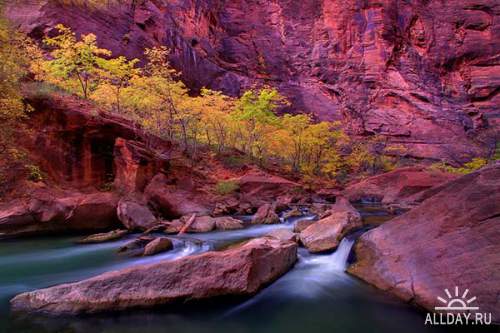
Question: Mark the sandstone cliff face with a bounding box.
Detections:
[5,0,500,162]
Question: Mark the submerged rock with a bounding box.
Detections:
[118,236,154,257]
[300,198,361,253]
[143,237,173,256]
[78,229,128,244]
[348,163,500,322]
[252,204,280,224]
[10,237,297,315]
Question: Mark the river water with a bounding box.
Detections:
[0,205,449,333]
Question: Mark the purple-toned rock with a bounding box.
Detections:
[300,198,361,253]
[11,237,297,315]
[117,198,157,231]
[252,204,280,224]
[143,237,173,256]
[348,163,500,322]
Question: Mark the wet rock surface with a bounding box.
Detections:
[300,198,362,253]
[348,163,500,322]
[10,237,298,315]
[78,229,128,244]
[142,237,173,256]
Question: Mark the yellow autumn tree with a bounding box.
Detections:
[92,56,140,113]
[231,88,287,160]
[191,88,235,153]
[43,24,112,98]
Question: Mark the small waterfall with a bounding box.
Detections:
[224,237,356,316]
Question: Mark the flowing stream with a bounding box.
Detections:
[0,205,448,333]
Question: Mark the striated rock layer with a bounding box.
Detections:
[10,237,298,315]
[348,163,500,322]
[5,0,500,162]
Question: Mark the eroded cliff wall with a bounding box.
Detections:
[5,0,500,162]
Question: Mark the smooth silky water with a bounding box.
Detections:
[0,205,449,333]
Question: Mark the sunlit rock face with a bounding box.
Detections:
[6,0,499,162]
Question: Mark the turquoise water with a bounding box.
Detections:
[0,207,458,333]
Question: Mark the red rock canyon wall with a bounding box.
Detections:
[5,0,500,162]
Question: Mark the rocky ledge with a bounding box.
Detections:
[10,237,297,315]
[348,163,500,322]
[344,167,457,207]
[0,190,120,237]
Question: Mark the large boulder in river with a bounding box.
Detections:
[10,237,298,315]
[144,173,210,217]
[344,167,456,206]
[348,163,500,322]
[0,190,119,237]
[300,198,362,253]
[117,197,157,231]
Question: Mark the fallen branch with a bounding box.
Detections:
[178,213,196,235]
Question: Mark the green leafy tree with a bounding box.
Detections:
[282,114,312,172]
[194,88,234,153]
[44,24,111,98]
[231,88,287,159]
[93,56,140,112]
[0,15,29,125]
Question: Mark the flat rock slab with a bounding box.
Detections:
[11,237,297,315]
[348,163,500,322]
[78,229,128,244]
